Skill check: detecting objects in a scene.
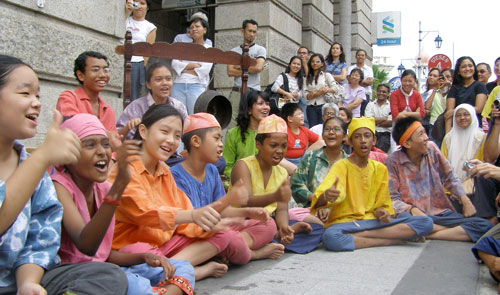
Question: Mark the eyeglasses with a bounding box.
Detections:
[89,66,110,74]
[478,70,488,74]
[324,127,343,133]
[311,60,322,64]
[324,112,336,117]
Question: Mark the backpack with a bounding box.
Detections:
[264,73,289,115]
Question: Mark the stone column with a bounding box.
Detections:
[301,0,334,58]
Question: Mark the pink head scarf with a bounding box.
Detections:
[60,113,107,139]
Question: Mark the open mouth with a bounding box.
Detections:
[94,160,108,172]
[26,113,38,122]
[272,155,282,163]
[160,146,171,155]
[96,80,107,87]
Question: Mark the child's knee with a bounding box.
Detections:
[322,228,354,251]
[220,231,252,265]
[244,218,277,249]
[410,216,434,236]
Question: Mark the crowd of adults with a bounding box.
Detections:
[4,1,500,293]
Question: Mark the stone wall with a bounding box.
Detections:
[0,0,373,146]
[0,0,126,147]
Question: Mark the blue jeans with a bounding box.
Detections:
[298,97,309,127]
[306,104,323,127]
[322,212,433,251]
[171,83,206,115]
[122,259,195,295]
[131,61,145,102]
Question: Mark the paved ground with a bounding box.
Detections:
[196,240,498,295]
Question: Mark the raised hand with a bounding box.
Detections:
[114,139,142,187]
[323,176,340,203]
[37,110,81,166]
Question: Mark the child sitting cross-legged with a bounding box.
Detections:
[52,114,195,295]
[312,117,434,251]
[172,113,281,263]
[231,115,324,254]
[108,104,250,281]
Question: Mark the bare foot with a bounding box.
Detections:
[194,261,228,280]
[251,243,285,260]
[409,236,426,243]
[212,255,229,265]
[291,222,312,234]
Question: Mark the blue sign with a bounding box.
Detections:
[377,38,401,46]
[388,77,401,92]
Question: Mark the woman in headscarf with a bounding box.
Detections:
[441,104,500,221]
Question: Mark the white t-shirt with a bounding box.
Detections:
[126,16,157,63]
[231,43,266,90]
[171,43,213,85]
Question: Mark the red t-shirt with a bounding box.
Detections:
[285,126,319,159]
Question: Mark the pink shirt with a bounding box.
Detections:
[52,171,113,263]
[57,87,117,132]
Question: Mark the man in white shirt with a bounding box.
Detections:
[365,84,392,152]
[227,19,267,126]
[347,49,373,116]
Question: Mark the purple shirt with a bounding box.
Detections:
[342,84,365,118]
[117,93,188,139]
[386,141,465,216]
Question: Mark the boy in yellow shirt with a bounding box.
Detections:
[312,117,433,251]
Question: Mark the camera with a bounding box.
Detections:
[132,1,139,9]
[463,161,475,177]
[494,99,500,109]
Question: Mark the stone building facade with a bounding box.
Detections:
[0,0,373,147]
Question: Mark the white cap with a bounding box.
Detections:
[190,12,208,22]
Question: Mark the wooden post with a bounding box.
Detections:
[240,44,250,99]
[123,30,132,109]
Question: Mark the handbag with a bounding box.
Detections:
[264,73,289,114]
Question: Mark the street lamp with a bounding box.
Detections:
[398,58,417,77]
[398,64,405,76]
[418,21,442,88]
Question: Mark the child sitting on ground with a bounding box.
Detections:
[0,54,128,294]
[281,103,323,166]
[53,114,195,295]
[386,117,492,242]
[108,104,250,280]
[312,117,434,251]
[231,114,324,254]
[172,113,282,262]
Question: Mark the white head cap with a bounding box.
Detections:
[190,12,208,22]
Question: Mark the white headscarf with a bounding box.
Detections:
[447,103,484,181]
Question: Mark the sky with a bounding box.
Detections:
[372,0,500,80]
